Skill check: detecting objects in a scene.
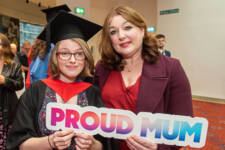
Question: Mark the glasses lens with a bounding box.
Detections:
[59,53,70,60]
[75,52,85,60]
[57,52,85,61]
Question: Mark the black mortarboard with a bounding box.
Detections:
[38,11,102,45]
[41,4,71,23]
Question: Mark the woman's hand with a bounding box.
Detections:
[0,75,5,84]
[126,135,157,150]
[75,133,102,150]
[50,129,75,150]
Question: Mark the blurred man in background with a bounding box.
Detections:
[16,41,31,80]
[156,34,171,57]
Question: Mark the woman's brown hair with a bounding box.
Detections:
[49,38,94,79]
[99,6,159,70]
[30,39,47,60]
[0,33,14,65]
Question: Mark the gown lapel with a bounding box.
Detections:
[42,78,91,102]
[136,60,168,113]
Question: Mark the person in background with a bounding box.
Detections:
[10,43,17,56]
[155,34,171,57]
[7,11,112,150]
[0,33,24,150]
[94,6,193,150]
[16,40,31,80]
[25,39,49,88]
[11,43,26,97]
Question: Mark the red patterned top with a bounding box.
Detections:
[101,71,141,150]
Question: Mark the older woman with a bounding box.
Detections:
[7,11,107,150]
[0,33,24,150]
[94,6,193,150]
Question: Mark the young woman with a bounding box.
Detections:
[7,11,107,150]
[94,6,193,150]
[0,33,24,150]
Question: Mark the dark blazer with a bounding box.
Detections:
[93,55,193,150]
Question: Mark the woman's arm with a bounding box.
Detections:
[6,82,41,149]
[20,136,51,150]
[3,62,24,91]
[167,59,193,116]
[157,59,193,150]
[20,129,75,150]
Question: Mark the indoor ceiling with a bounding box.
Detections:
[28,0,56,8]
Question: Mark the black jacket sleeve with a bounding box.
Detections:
[3,62,24,91]
[6,81,46,150]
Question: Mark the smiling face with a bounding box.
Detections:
[109,15,144,59]
[57,39,85,83]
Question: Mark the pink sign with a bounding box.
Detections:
[46,103,208,148]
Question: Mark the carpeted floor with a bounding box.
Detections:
[181,100,225,150]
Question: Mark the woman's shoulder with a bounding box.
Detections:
[94,60,110,78]
[159,54,180,65]
[155,54,182,71]
[144,54,183,77]
[4,60,21,68]
[31,79,46,86]
[95,60,104,70]
[26,80,47,92]
[19,80,46,108]
[85,85,105,107]
[85,85,102,98]
[3,61,21,73]
[86,85,101,93]
[12,60,21,65]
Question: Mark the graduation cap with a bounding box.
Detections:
[38,11,102,52]
[41,4,71,23]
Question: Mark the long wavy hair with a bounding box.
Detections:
[30,39,47,60]
[0,33,14,65]
[99,6,159,71]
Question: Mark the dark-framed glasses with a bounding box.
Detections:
[56,51,85,61]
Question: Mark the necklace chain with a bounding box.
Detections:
[125,60,143,72]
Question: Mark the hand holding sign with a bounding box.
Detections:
[126,135,157,150]
[50,129,74,150]
[75,133,101,150]
[46,103,208,148]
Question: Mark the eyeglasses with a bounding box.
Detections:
[56,51,85,61]
[22,47,30,51]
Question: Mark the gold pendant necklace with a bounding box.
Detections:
[127,68,132,72]
[126,66,133,72]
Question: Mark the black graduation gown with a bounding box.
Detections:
[6,80,117,150]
